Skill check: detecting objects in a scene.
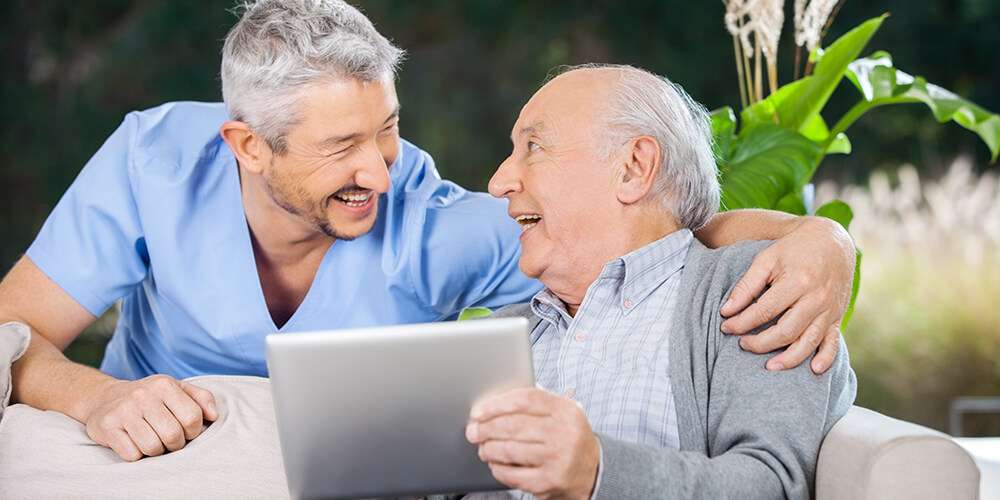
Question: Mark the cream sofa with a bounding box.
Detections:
[0,323,981,498]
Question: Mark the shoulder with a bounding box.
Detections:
[676,239,771,306]
[489,303,534,320]
[126,102,232,173]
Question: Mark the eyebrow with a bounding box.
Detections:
[511,121,545,143]
[319,104,401,149]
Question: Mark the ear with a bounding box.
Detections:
[220,120,270,174]
[616,135,661,205]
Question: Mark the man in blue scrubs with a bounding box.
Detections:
[0,0,856,461]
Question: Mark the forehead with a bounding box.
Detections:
[512,70,615,141]
[291,77,399,140]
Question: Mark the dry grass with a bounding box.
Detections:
[817,157,1000,434]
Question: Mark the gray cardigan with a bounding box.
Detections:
[491,239,857,499]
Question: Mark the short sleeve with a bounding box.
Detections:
[26,113,149,316]
[384,141,542,319]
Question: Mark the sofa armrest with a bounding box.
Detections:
[816,405,980,500]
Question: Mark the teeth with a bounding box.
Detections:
[335,191,373,207]
[515,214,541,231]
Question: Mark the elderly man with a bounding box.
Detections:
[2,0,853,463]
[465,65,856,499]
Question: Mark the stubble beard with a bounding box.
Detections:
[264,172,368,242]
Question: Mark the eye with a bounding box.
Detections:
[380,121,399,136]
[528,141,540,152]
[327,146,352,158]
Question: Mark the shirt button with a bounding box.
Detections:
[624,299,634,309]
[564,388,576,398]
[574,332,587,342]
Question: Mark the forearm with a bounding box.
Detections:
[593,435,785,500]
[10,328,119,423]
[695,209,849,248]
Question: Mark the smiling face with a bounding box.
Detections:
[488,70,635,305]
[259,77,401,241]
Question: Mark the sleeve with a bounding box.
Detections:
[593,345,855,499]
[591,242,857,499]
[25,113,150,316]
[394,145,542,319]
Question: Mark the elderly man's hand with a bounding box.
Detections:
[84,374,218,461]
[466,387,600,500]
[719,216,855,374]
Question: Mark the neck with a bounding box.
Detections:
[239,166,335,265]
[549,207,680,318]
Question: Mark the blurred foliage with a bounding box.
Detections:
[820,158,1000,434]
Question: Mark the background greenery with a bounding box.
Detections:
[4,1,999,433]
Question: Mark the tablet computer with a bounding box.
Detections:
[265,317,534,500]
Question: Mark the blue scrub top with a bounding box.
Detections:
[27,102,541,380]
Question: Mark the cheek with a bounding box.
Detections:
[379,136,401,168]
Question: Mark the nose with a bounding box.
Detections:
[356,140,393,193]
[488,154,521,199]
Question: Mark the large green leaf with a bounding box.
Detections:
[710,106,737,161]
[815,200,854,230]
[741,15,886,133]
[718,124,821,211]
[801,114,852,155]
[840,52,1000,162]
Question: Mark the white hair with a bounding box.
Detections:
[221,0,404,154]
[556,64,720,230]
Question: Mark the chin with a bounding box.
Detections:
[517,259,543,280]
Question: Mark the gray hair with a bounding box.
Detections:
[221,0,405,154]
[556,64,720,230]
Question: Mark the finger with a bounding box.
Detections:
[470,388,553,422]
[722,281,802,335]
[181,381,218,422]
[166,382,212,440]
[467,413,550,444]
[99,427,144,462]
[761,320,827,372]
[810,326,841,375]
[142,401,188,452]
[719,254,775,318]
[477,439,549,467]
[736,299,819,353]
[123,418,166,458]
[487,462,546,494]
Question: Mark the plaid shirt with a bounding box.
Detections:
[472,229,693,500]
[529,228,691,451]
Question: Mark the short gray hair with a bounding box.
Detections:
[221,0,404,154]
[558,64,720,230]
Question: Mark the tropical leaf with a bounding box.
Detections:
[740,15,887,133]
[840,52,1000,162]
[710,106,737,161]
[815,200,854,230]
[801,115,852,155]
[718,124,821,211]
[457,307,493,321]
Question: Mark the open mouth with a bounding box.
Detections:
[515,214,541,231]
[332,190,374,208]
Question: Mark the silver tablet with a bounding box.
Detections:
[265,317,534,500]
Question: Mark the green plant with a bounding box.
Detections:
[713,5,1000,324]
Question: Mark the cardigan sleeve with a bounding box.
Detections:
[592,240,857,499]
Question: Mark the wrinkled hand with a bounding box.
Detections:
[466,387,600,500]
[84,374,218,461]
[720,216,855,374]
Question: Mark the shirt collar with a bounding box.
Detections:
[614,228,693,315]
[529,228,693,324]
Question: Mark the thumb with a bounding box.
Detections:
[721,254,774,317]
